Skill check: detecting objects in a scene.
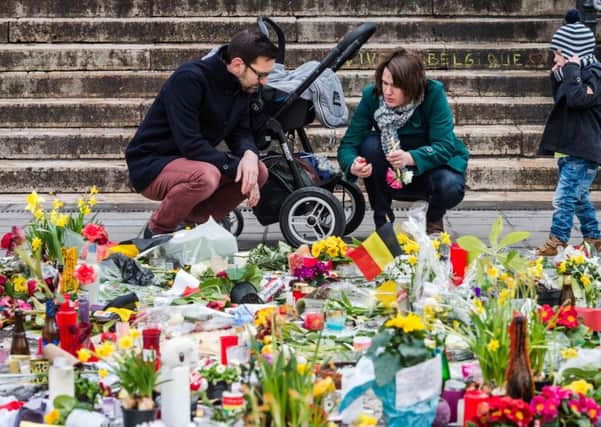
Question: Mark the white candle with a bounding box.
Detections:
[48,357,74,406]
[160,366,190,427]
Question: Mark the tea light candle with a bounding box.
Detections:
[222,391,244,411]
[353,336,372,352]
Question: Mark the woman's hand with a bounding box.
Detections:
[386,149,415,168]
[350,156,373,178]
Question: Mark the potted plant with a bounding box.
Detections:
[77,333,162,427]
[198,358,240,400]
[467,395,533,427]
[530,385,600,426]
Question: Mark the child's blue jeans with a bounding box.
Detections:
[550,156,600,242]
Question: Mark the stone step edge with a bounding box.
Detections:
[0,191,596,212]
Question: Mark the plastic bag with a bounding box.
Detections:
[100,253,156,286]
[397,202,450,301]
[140,218,238,265]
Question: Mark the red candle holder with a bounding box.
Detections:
[220,335,238,365]
[463,389,488,426]
[450,243,468,286]
[142,327,161,369]
[303,312,324,331]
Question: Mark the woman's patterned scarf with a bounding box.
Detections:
[374,96,422,154]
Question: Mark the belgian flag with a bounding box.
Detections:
[346,222,402,280]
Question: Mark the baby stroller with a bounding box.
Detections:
[246,17,376,247]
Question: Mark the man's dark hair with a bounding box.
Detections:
[225,29,278,64]
[375,48,426,103]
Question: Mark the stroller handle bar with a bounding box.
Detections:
[257,16,286,64]
[271,21,376,121]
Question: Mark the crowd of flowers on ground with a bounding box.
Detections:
[0,190,599,427]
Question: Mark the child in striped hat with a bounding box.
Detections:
[537,9,601,256]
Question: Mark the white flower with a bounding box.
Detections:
[402,169,414,184]
[216,364,226,374]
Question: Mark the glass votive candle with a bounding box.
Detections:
[303,311,324,331]
[325,309,346,332]
[353,336,372,352]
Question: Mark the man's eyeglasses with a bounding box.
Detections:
[244,61,270,79]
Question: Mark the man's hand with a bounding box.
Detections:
[568,55,580,65]
[235,150,259,195]
[386,149,415,168]
[246,183,261,208]
[350,156,373,178]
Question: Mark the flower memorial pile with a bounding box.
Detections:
[0,194,599,427]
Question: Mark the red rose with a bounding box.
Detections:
[74,264,96,285]
[0,275,6,286]
[27,280,38,296]
[82,223,108,245]
[0,233,12,250]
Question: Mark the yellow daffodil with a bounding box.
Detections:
[423,304,435,321]
[80,204,92,215]
[118,335,133,350]
[129,328,141,339]
[34,208,44,221]
[313,377,335,398]
[297,363,308,375]
[56,213,69,227]
[263,335,272,345]
[13,276,27,294]
[396,233,409,244]
[453,320,461,330]
[472,298,484,315]
[487,339,500,352]
[560,347,578,360]
[440,232,451,245]
[402,313,425,333]
[44,409,60,424]
[31,237,42,252]
[261,344,272,355]
[498,289,512,306]
[354,413,378,426]
[26,191,45,213]
[88,196,97,206]
[96,341,115,359]
[90,185,98,195]
[574,254,585,265]
[487,266,499,280]
[98,368,109,379]
[432,239,441,250]
[565,379,593,396]
[49,210,58,225]
[403,241,420,254]
[580,275,591,287]
[77,348,92,363]
[407,255,417,266]
[51,199,64,210]
[558,261,567,273]
[499,272,508,282]
[504,276,515,288]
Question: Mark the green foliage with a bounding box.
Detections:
[248,242,293,271]
[110,349,161,398]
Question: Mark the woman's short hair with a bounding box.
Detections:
[374,48,426,103]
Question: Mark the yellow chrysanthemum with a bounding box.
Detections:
[44,409,60,425]
[487,266,499,280]
[565,379,593,396]
[96,341,115,359]
[90,185,98,195]
[313,377,335,398]
[13,276,27,294]
[487,339,500,352]
[31,237,42,252]
[440,232,451,245]
[98,368,109,379]
[560,347,578,360]
[26,191,45,213]
[77,348,92,363]
[118,335,133,350]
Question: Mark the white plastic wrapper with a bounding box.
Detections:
[139,217,238,265]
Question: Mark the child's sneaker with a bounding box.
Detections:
[536,235,567,256]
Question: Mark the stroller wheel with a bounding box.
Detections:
[220,208,244,237]
[279,187,345,247]
[332,180,366,235]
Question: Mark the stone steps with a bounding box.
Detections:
[0,96,552,127]
[0,42,556,71]
[0,69,550,98]
[0,157,589,193]
[0,17,571,43]
[0,0,573,18]
[0,125,544,159]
